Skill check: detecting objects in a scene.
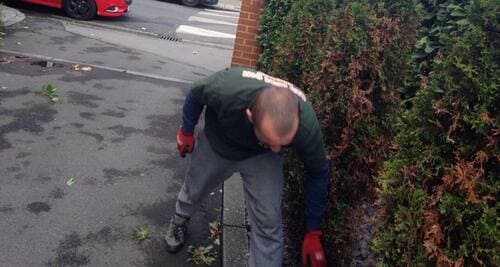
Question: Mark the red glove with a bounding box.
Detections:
[176,128,195,157]
[302,231,326,267]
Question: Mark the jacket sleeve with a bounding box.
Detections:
[181,90,204,134]
[304,161,329,230]
[293,102,329,231]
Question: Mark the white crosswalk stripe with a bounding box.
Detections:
[197,11,239,20]
[176,25,235,39]
[176,8,239,40]
[188,16,238,26]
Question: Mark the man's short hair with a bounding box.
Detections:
[251,86,300,137]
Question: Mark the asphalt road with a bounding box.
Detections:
[0,1,233,266]
[5,0,239,48]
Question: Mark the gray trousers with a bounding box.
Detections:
[175,131,284,267]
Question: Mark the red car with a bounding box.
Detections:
[22,0,131,20]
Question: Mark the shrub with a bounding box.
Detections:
[259,0,419,264]
[373,0,499,265]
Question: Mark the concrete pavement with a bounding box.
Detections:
[1,4,249,267]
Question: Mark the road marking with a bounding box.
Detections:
[203,8,239,15]
[197,11,239,19]
[188,16,238,26]
[176,25,235,39]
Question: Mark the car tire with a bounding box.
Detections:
[63,0,97,20]
[181,0,200,7]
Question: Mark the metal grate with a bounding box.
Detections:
[158,34,182,42]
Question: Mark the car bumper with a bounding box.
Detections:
[96,0,131,17]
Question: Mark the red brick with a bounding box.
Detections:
[244,39,259,47]
[234,44,254,53]
[246,26,258,34]
[237,32,258,40]
[232,57,251,66]
[232,50,242,57]
[239,18,259,26]
[235,38,245,45]
[236,24,247,32]
[249,13,260,20]
[252,47,261,54]
[239,11,250,19]
[242,52,259,60]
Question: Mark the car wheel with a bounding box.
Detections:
[181,0,200,7]
[63,0,97,20]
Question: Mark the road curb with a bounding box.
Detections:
[222,173,248,267]
[0,5,25,27]
[211,4,240,12]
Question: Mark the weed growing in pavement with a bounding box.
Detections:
[66,177,75,187]
[208,221,221,246]
[133,226,150,241]
[36,84,60,103]
[187,220,220,265]
[187,245,217,266]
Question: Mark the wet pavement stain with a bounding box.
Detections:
[79,112,96,121]
[67,91,103,108]
[27,202,51,214]
[49,187,65,199]
[84,46,141,56]
[0,87,31,98]
[125,199,175,227]
[127,55,141,61]
[14,173,26,180]
[6,166,21,172]
[33,176,52,183]
[79,131,104,143]
[46,232,90,267]
[101,109,126,118]
[146,145,169,155]
[84,226,123,247]
[16,152,31,159]
[0,104,58,151]
[102,168,146,185]
[108,125,142,143]
[144,114,179,139]
[149,157,186,183]
[46,136,56,141]
[0,205,14,213]
[70,123,84,128]
[22,161,31,167]
[92,83,104,90]
[50,35,85,46]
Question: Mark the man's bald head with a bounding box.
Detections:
[250,86,300,139]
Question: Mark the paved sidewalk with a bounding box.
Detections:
[1,5,249,267]
[214,0,242,11]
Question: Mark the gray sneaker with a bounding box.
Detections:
[165,214,189,253]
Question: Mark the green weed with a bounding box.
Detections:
[36,84,60,102]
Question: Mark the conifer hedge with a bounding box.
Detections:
[258,0,499,265]
[373,1,499,265]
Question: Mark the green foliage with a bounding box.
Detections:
[133,226,150,241]
[374,0,500,265]
[259,0,419,264]
[187,245,217,266]
[36,84,60,102]
[260,0,498,265]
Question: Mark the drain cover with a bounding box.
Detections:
[158,34,181,42]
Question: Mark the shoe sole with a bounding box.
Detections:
[165,239,184,253]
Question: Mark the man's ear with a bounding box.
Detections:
[246,108,253,123]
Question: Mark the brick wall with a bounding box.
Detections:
[231,0,265,68]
